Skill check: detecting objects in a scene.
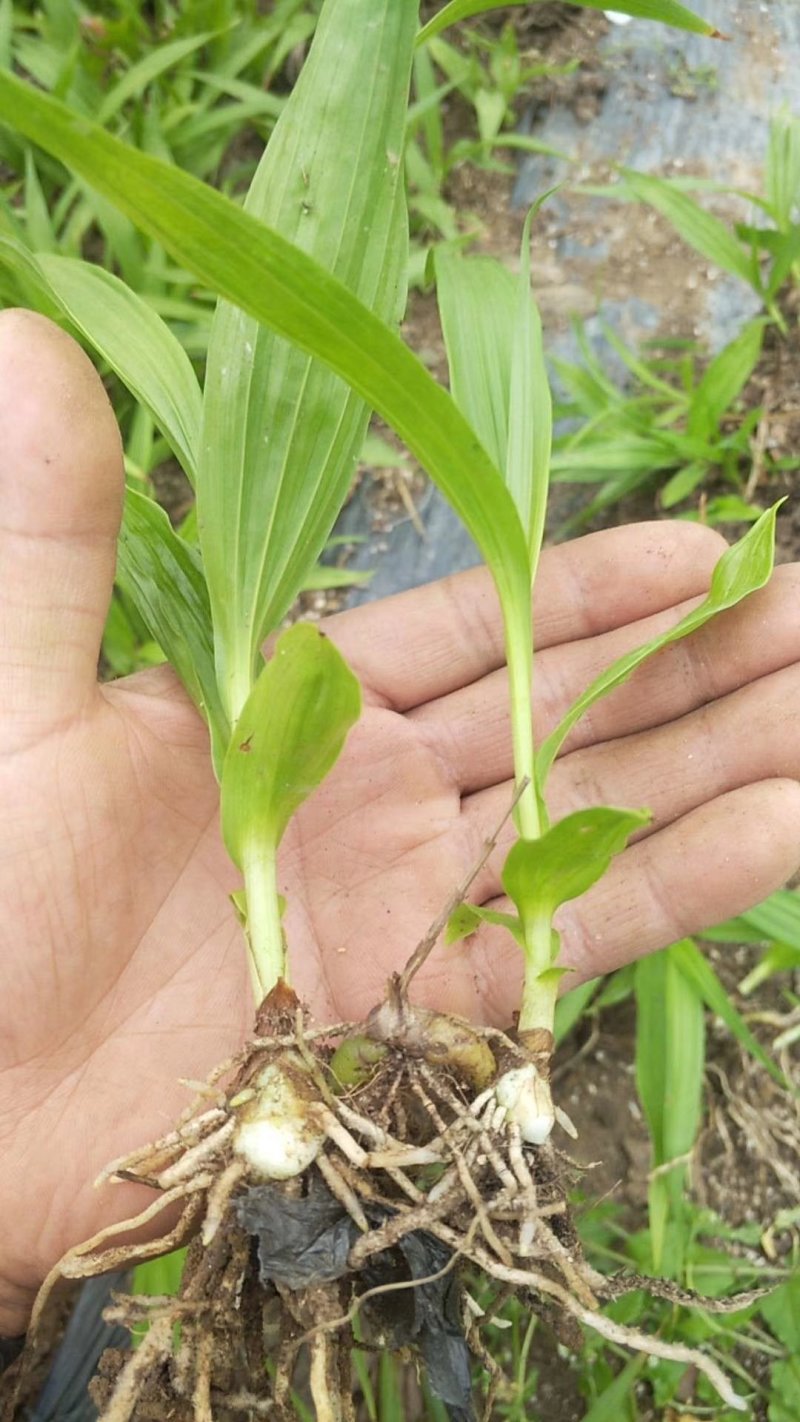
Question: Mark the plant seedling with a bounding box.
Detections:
[0,1,777,1419]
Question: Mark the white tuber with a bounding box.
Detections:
[232,1058,325,1181]
[494,1063,556,1146]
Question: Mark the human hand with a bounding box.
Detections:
[1,310,799,1334]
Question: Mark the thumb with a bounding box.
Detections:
[0,308,123,750]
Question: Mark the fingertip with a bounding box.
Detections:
[0,307,123,539]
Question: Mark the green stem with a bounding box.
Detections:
[519,964,560,1036]
[241,840,287,1003]
[506,604,540,841]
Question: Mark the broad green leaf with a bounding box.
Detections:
[221,624,361,865]
[670,938,786,1088]
[200,0,415,724]
[445,902,523,946]
[502,807,649,931]
[621,170,758,289]
[117,489,227,760]
[436,207,551,569]
[0,240,202,481]
[0,64,531,726]
[687,320,764,442]
[417,0,721,46]
[435,246,516,474]
[508,205,551,568]
[537,505,780,788]
[635,945,705,1271]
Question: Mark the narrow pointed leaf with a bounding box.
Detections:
[502,807,649,929]
[0,238,201,478]
[117,490,227,760]
[436,210,551,568]
[200,0,415,724]
[417,0,721,46]
[221,624,361,866]
[507,206,551,567]
[687,319,764,441]
[670,938,786,1087]
[621,170,757,287]
[537,505,780,788]
[635,944,705,1271]
[435,246,516,472]
[0,64,531,699]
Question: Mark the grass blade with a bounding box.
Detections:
[621,170,758,289]
[671,938,786,1088]
[687,320,764,442]
[417,0,722,46]
[636,944,705,1273]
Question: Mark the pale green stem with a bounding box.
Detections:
[241,839,287,1003]
[519,918,559,1035]
[506,605,539,841]
[506,598,558,1037]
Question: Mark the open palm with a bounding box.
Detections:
[3,311,800,1338]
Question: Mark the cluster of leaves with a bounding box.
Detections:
[557,110,800,526]
[550,318,778,530]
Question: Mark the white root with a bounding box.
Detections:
[98,1315,174,1422]
[201,1159,247,1247]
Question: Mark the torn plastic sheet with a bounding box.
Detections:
[236,1182,474,1422]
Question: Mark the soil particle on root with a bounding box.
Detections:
[2,976,768,1422]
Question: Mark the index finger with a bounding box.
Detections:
[323,521,726,711]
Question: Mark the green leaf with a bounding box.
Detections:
[96,30,221,126]
[117,489,227,763]
[671,938,786,1088]
[621,169,758,289]
[687,320,764,442]
[769,1357,800,1422]
[435,211,551,569]
[435,246,517,474]
[0,59,531,737]
[582,1356,646,1422]
[221,623,361,866]
[738,890,800,949]
[635,944,705,1271]
[537,504,780,788]
[199,0,416,724]
[762,1273,800,1352]
[553,977,599,1045]
[417,0,722,46]
[37,247,201,481]
[507,206,551,569]
[445,902,523,946]
[502,807,649,931]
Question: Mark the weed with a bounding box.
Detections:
[549,319,791,527]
